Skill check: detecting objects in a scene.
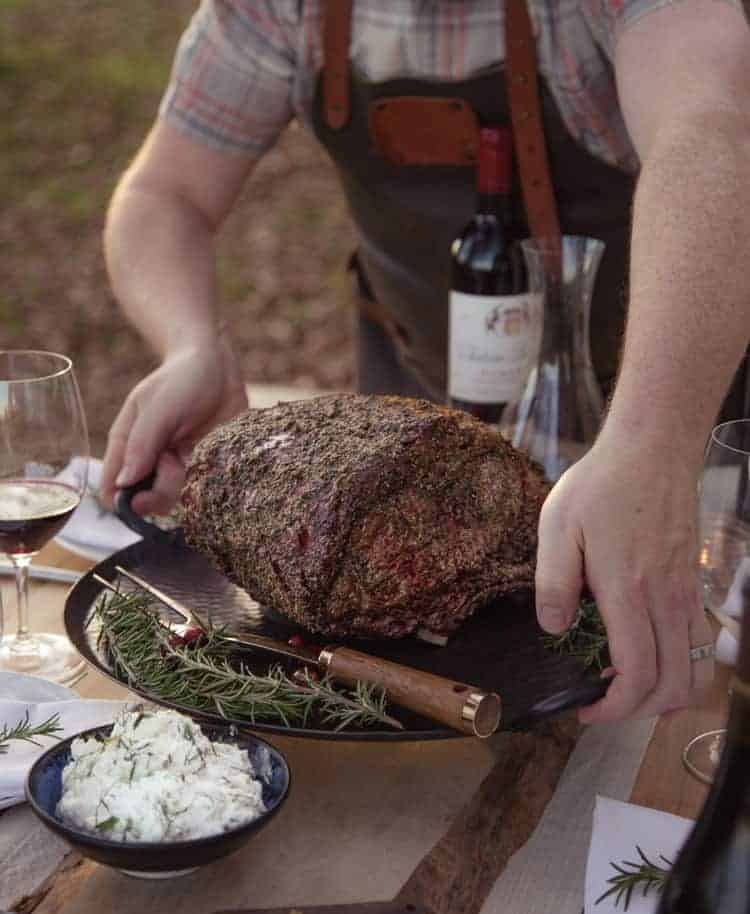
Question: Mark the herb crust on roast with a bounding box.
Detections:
[180,395,549,639]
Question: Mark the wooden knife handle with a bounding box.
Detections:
[319,646,502,738]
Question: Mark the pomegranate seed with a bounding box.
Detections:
[181,627,204,645]
[167,626,203,649]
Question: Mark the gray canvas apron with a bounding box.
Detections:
[310,13,749,420]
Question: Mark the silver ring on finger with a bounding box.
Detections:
[689,643,715,663]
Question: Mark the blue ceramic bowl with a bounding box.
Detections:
[25,722,291,879]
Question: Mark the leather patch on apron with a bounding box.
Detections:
[369,97,479,167]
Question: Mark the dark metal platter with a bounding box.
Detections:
[64,487,608,740]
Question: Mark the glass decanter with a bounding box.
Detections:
[499,235,605,481]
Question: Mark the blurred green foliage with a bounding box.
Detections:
[0,1,354,453]
[0,1,194,214]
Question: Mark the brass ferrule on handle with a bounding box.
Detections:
[318,645,502,738]
[317,647,336,668]
[461,691,503,739]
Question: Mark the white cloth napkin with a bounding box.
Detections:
[55,457,140,556]
[713,556,749,667]
[584,796,693,914]
[0,698,126,810]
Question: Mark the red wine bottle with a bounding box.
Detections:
[448,125,536,423]
[655,579,750,914]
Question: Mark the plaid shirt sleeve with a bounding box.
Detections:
[158,0,299,159]
[584,0,743,55]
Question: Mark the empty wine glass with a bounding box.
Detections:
[683,419,750,784]
[0,351,89,684]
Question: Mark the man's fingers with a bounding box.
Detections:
[535,494,585,634]
[579,586,658,723]
[100,399,138,509]
[645,580,693,713]
[116,400,178,494]
[130,451,185,516]
[579,577,713,723]
[688,609,715,696]
[102,397,181,516]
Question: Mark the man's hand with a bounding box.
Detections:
[535,429,714,723]
[100,335,248,517]
[99,121,259,517]
[547,0,750,723]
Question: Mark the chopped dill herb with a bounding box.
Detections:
[95,816,119,832]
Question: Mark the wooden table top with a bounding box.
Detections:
[0,540,727,914]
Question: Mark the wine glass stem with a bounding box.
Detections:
[10,553,36,655]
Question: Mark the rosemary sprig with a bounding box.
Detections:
[93,589,402,732]
[0,711,64,754]
[596,846,673,910]
[542,598,610,671]
[291,667,402,731]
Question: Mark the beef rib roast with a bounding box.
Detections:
[180,395,549,639]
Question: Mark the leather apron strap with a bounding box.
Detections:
[504,0,561,247]
[323,0,561,250]
[323,0,353,130]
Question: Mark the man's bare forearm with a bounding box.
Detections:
[603,110,750,463]
[104,178,222,359]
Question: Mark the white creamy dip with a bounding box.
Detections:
[56,709,265,842]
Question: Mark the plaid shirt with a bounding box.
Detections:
[160,0,739,174]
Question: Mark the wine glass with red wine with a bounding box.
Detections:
[0,351,89,684]
[683,419,750,783]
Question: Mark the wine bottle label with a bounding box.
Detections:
[448,291,542,404]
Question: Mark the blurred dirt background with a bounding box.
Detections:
[0,0,356,455]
